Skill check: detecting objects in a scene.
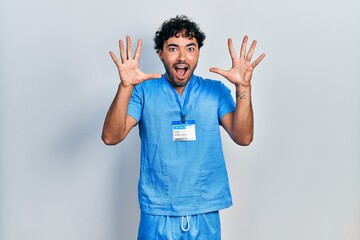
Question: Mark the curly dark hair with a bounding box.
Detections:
[154,15,206,52]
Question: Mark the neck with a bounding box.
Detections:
[164,73,188,95]
[174,86,185,95]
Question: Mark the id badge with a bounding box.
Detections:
[172,120,196,141]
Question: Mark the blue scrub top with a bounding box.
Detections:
[128,75,236,216]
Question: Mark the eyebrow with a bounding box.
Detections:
[167,43,197,48]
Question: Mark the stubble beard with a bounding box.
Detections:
[163,61,197,89]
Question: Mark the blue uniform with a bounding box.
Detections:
[138,211,221,240]
[127,74,236,217]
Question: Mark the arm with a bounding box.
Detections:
[219,85,254,146]
[209,36,265,146]
[102,36,161,145]
[101,84,136,145]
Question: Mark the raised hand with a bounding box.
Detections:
[209,35,265,87]
[109,36,161,88]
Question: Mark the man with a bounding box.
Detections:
[102,15,265,240]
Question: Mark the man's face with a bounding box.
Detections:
[158,33,200,93]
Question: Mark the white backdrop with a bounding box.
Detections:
[1,0,359,239]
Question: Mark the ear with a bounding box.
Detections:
[157,49,164,61]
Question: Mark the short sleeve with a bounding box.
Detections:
[218,82,236,120]
[127,85,143,123]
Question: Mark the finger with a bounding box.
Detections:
[126,36,132,60]
[134,39,142,61]
[209,67,228,78]
[227,38,238,60]
[143,73,162,80]
[109,51,120,65]
[251,53,266,68]
[240,35,248,59]
[119,39,126,63]
[246,40,257,62]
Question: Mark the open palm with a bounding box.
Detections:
[209,35,265,87]
[109,36,161,88]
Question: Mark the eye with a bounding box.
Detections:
[169,47,177,52]
[187,47,195,52]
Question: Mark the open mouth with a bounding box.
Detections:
[174,65,189,79]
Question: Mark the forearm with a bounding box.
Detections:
[232,84,254,145]
[101,84,134,145]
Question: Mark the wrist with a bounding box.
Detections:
[118,82,134,93]
[235,84,251,100]
[235,83,251,90]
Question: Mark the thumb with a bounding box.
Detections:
[143,73,162,81]
[209,67,227,78]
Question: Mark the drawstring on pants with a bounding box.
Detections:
[181,216,190,232]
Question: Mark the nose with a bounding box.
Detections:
[177,49,186,61]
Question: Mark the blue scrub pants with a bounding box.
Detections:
[137,211,221,240]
